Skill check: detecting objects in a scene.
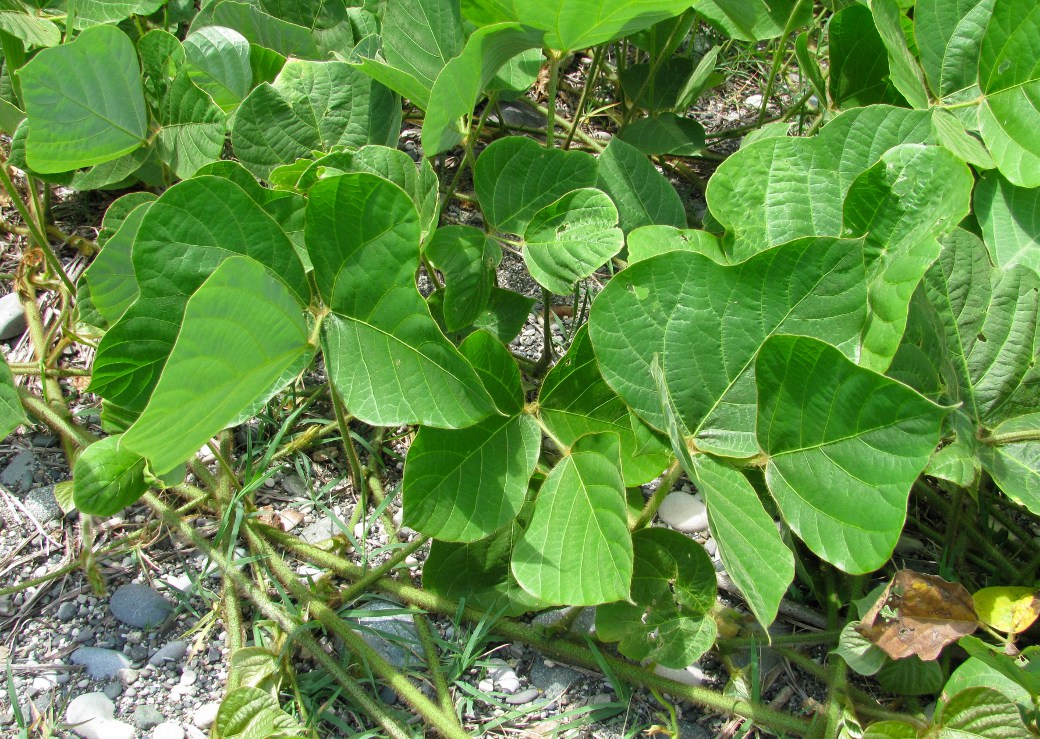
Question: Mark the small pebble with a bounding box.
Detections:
[56,601,77,621]
[103,682,123,700]
[378,685,397,705]
[478,678,494,693]
[149,640,188,666]
[179,668,197,687]
[152,723,186,739]
[134,705,164,729]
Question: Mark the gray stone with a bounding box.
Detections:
[505,688,540,705]
[135,706,165,727]
[109,583,173,629]
[23,484,61,523]
[1,450,35,492]
[116,668,139,685]
[65,692,134,739]
[32,434,59,448]
[148,639,188,666]
[378,684,397,705]
[74,627,95,644]
[355,600,423,669]
[153,723,186,739]
[532,607,596,635]
[134,705,165,730]
[282,473,308,497]
[57,601,78,621]
[102,682,123,700]
[299,515,337,544]
[679,720,713,739]
[70,647,131,679]
[0,292,26,340]
[528,660,580,698]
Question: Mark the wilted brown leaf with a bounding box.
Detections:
[855,569,977,661]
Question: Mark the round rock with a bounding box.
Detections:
[109,583,174,629]
[658,491,708,532]
[153,722,186,739]
[505,688,540,705]
[134,704,164,729]
[193,702,220,729]
[148,639,188,666]
[65,692,135,739]
[0,291,26,340]
[70,647,131,679]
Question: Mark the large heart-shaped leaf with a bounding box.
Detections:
[80,199,151,328]
[121,256,313,473]
[426,226,501,332]
[182,25,253,112]
[233,59,399,179]
[540,325,670,487]
[91,176,308,413]
[915,0,996,99]
[475,136,598,234]
[523,188,624,295]
[156,71,227,179]
[19,25,147,173]
[73,0,163,28]
[421,23,544,155]
[596,137,686,232]
[869,0,929,109]
[756,335,947,573]
[982,414,1040,515]
[403,332,538,541]
[590,237,868,458]
[596,527,717,668]
[978,0,1040,187]
[512,432,632,606]
[692,0,812,42]
[190,0,321,59]
[828,4,905,108]
[309,174,495,428]
[975,171,1040,273]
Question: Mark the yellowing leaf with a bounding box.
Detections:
[973,587,1040,635]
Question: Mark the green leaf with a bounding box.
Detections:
[309,174,495,428]
[69,147,156,191]
[835,622,888,676]
[981,414,1040,515]
[232,59,400,179]
[91,176,308,413]
[692,0,812,42]
[828,4,904,108]
[156,70,228,179]
[875,655,944,695]
[862,720,921,738]
[0,12,59,48]
[930,107,995,170]
[618,113,706,157]
[183,25,253,112]
[421,23,544,155]
[214,686,304,739]
[381,0,464,100]
[403,413,538,541]
[915,0,996,99]
[597,137,686,232]
[707,105,934,259]
[978,0,1040,187]
[596,527,717,669]
[19,25,147,173]
[959,635,1040,698]
[923,230,1040,428]
[512,433,632,606]
[424,511,547,617]
[869,0,929,108]
[72,435,149,516]
[975,170,1040,273]
[934,687,1032,738]
[756,335,947,573]
[80,200,151,327]
[626,225,724,265]
[190,0,321,60]
[121,256,312,473]
[590,238,868,458]
[539,326,671,487]
[426,226,501,332]
[403,330,537,541]
[620,57,698,112]
[475,136,597,234]
[73,0,163,28]
[945,657,1036,721]
[523,188,623,295]
[0,354,27,441]
[472,287,534,343]
[842,144,973,371]
[689,454,793,627]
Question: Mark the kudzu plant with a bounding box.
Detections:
[0,0,1038,736]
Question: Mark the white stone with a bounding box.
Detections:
[65,693,135,739]
[657,492,708,532]
[478,678,494,693]
[745,94,763,108]
[498,674,521,694]
[179,668,198,687]
[193,702,220,729]
[152,722,186,739]
[704,538,717,557]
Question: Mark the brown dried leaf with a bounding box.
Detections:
[855,569,978,661]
